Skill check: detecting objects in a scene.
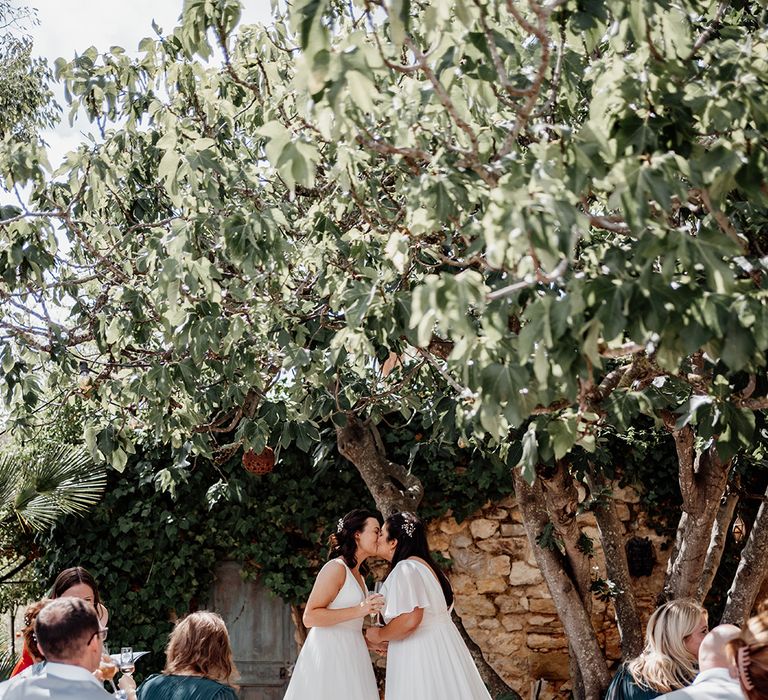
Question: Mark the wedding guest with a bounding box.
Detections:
[605,598,708,699]
[11,566,108,677]
[727,610,768,699]
[2,598,112,700]
[659,624,743,700]
[137,611,238,700]
[365,511,492,700]
[284,509,383,700]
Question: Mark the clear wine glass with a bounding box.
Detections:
[120,647,135,676]
[370,582,384,625]
[99,644,118,693]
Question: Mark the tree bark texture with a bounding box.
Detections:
[721,483,768,626]
[336,414,424,516]
[585,469,643,660]
[540,461,593,614]
[697,476,740,602]
[514,468,611,700]
[662,424,731,601]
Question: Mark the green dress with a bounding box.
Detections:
[604,666,661,700]
[137,674,238,700]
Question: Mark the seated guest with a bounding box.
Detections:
[728,611,768,700]
[606,599,708,699]
[658,624,743,699]
[2,598,112,700]
[11,567,108,677]
[137,611,238,700]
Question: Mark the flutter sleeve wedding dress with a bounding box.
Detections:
[381,559,492,700]
[283,558,379,700]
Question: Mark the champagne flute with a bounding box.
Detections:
[99,644,118,693]
[120,647,135,676]
[370,582,384,625]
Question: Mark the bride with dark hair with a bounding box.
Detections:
[284,509,384,700]
[366,512,492,700]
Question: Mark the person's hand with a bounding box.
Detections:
[118,673,137,700]
[357,593,384,618]
[118,675,136,692]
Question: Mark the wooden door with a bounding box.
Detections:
[210,561,297,700]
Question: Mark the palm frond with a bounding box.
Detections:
[12,445,106,530]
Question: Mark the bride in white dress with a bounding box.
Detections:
[283,509,384,700]
[366,511,493,700]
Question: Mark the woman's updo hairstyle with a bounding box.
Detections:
[328,509,379,571]
[384,511,453,608]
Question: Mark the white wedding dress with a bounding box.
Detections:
[381,559,492,700]
[283,558,379,700]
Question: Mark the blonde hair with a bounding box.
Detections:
[627,599,706,693]
[727,610,768,700]
[164,611,238,686]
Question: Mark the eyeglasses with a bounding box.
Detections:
[89,627,109,644]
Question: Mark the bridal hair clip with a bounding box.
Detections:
[337,517,345,533]
[401,512,417,538]
[737,646,755,691]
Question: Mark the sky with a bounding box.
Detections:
[26,0,275,169]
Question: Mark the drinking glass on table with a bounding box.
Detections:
[120,647,135,677]
[99,644,119,693]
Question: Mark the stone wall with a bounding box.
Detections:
[428,487,671,699]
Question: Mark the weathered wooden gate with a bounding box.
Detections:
[210,561,297,699]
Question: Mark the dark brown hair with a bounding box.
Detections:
[328,509,380,571]
[384,512,453,608]
[164,611,238,686]
[51,567,102,612]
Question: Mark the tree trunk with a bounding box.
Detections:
[337,413,515,696]
[336,414,424,516]
[697,476,740,601]
[539,461,593,612]
[585,469,643,660]
[721,483,768,625]
[514,468,611,700]
[662,425,731,601]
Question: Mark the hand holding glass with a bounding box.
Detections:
[120,647,135,676]
[369,583,384,625]
[99,645,118,693]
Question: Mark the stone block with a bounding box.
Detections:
[528,615,556,626]
[501,615,524,632]
[479,618,502,631]
[509,561,543,586]
[476,538,524,558]
[500,523,527,537]
[495,594,529,614]
[527,633,568,650]
[485,507,508,520]
[439,516,468,535]
[450,573,477,595]
[477,577,507,594]
[470,518,499,539]
[450,548,487,576]
[454,596,497,617]
[451,534,473,548]
[489,555,511,577]
[529,598,558,614]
